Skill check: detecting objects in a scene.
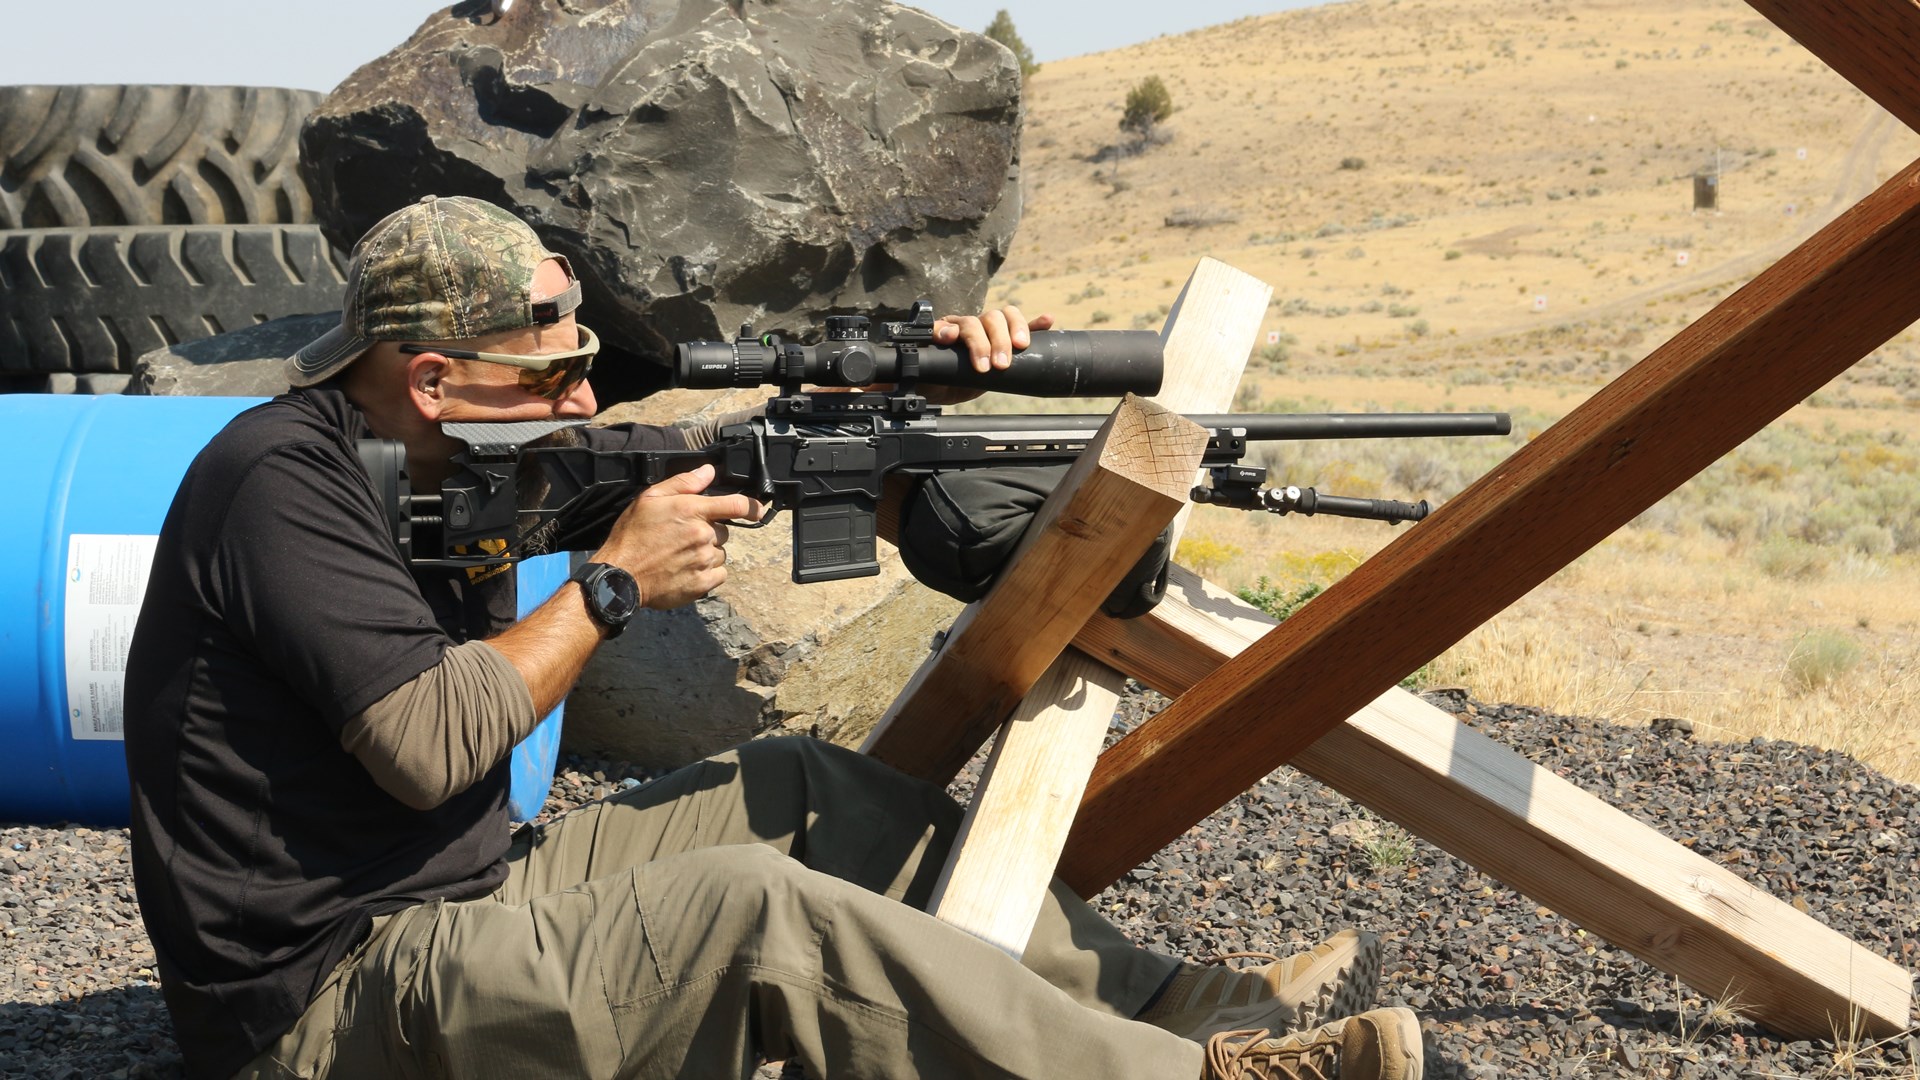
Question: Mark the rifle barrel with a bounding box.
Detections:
[1193,412,1512,439]
[946,412,1512,440]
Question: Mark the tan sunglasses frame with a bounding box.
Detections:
[399,324,599,373]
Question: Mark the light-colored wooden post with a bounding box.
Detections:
[922,259,1270,955]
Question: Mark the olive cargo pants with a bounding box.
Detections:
[238,738,1203,1079]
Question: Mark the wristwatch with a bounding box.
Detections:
[568,562,639,637]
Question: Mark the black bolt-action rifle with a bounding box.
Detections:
[361,302,1512,583]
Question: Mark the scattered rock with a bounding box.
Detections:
[1328,818,1382,845]
[5,693,1916,1077]
[1651,716,1696,738]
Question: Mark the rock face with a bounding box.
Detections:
[299,0,1023,395]
[565,539,961,766]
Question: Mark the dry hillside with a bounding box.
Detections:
[984,0,1920,782]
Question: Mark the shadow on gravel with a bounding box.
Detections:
[0,985,183,1079]
[1415,998,1853,1078]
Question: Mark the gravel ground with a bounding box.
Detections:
[4,690,1916,1078]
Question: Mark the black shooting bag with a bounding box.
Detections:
[897,465,1172,619]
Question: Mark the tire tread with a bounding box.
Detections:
[0,224,347,374]
[0,85,324,228]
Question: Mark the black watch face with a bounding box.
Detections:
[591,569,639,622]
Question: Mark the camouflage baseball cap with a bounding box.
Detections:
[289,195,583,387]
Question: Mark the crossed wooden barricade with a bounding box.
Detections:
[848,0,1920,1037]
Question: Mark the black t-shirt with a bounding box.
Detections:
[123,387,674,1079]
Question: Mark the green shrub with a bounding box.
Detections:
[1844,523,1895,557]
[1121,76,1174,139]
[1753,536,1829,581]
[1360,826,1416,872]
[1237,578,1324,622]
[1786,630,1862,692]
[984,10,1039,79]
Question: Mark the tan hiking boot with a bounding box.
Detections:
[1202,1008,1424,1080]
[1140,929,1381,1041]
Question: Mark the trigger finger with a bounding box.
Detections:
[720,494,765,523]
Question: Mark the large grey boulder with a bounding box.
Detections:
[299,0,1023,392]
[128,311,336,396]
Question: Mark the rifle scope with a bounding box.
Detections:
[675,326,1164,398]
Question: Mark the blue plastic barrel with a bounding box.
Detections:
[0,395,564,826]
[509,553,570,821]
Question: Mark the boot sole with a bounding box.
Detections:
[1284,928,1382,1031]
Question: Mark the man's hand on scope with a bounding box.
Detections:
[592,465,766,610]
[925,305,1057,404]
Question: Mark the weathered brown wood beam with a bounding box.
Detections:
[1058,158,1920,915]
[861,394,1207,782]
[1072,566,1914,1040]
[1745,0,1920,133]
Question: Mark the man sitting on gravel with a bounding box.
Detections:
[123,194,1422,1080]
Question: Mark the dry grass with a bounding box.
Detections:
[1182,489,1920,785]
[1428,614,1920,784]
[1005,0,1920,392]
[993,0,1920,786]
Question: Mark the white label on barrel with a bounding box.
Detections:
[63,534,159,742]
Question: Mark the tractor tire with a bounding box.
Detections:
[0,225,348,376]
[0,372,132,395]
[0,85,323,230]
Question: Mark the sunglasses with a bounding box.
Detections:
[400,325,599,400]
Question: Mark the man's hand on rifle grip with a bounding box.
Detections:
[591,465,766,610]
